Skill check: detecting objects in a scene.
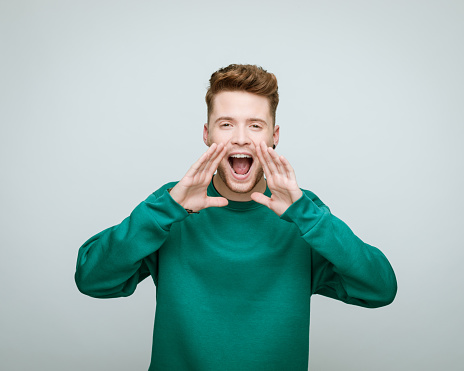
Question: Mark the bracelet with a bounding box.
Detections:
[167,188,200,214]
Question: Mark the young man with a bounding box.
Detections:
[75,64,397,370]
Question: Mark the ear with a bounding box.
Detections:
[203,123,209,146]
[273,125,280,147]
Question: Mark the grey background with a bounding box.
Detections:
[1,0,463,370]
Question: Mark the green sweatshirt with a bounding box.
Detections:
[75,180,397,371]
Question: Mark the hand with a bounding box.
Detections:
[169,143,229,212]
[251,141,303,216]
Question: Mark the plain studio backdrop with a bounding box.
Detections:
[1,1,463,370]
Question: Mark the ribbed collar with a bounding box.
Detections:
[207,176,272,211]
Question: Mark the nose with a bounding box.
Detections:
[231,126,250,146]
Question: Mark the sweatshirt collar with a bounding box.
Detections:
[207,176,272,211]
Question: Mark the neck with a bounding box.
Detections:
[213,174,266,202]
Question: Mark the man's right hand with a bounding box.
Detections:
[168,143,228,212]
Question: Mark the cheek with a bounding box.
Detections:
[252,132,274,146]
[214,133,233,145]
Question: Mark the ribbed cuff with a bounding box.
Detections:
[280,192,325,235]
[142,189,189,231]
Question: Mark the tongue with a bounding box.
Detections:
[232,158,251,175]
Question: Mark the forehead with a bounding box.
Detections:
[211,91,271,121]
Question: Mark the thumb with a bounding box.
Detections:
[205,196,229,209]
[251,192,271,208]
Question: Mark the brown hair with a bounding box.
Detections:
[206,64,279,125]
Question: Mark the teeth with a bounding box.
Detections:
[230,154,251,158]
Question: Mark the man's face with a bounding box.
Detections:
[203,91,279,195]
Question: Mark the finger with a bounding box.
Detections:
[199,142,223,174]
[255,142,271,177]
[202,142,223,170]
[261,141,278,175]
[250,192,271,209]
[189,143,217,174]
[280,155,297,181]
[267,147,285,174]
[250,140,258,164]
[201,142,226,181]
[205,196,228,208]
[249,140,257,158]
[206,143,227,177]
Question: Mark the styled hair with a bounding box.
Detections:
[206,64,279,125]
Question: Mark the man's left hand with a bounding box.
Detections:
[251,141,303,216]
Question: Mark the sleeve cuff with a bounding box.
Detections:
[280,191,326,235]
[142,189,189,231]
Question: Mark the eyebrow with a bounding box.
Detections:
[214,116,268,126]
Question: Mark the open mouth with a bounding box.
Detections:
[228,154,253,176]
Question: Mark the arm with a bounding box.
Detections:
[251,142,397,308]
[75,143,228,298]
[75,187,189,298]
[281,192,397,308]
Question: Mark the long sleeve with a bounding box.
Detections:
[281,191,397,308]
[75,184,188,298]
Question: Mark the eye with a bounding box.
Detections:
[251,124,262,129]
[221,122,231,127]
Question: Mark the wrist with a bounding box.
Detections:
[292,189,303,204]
[167,188,199,214]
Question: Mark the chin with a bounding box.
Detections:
[216,161,264,195]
